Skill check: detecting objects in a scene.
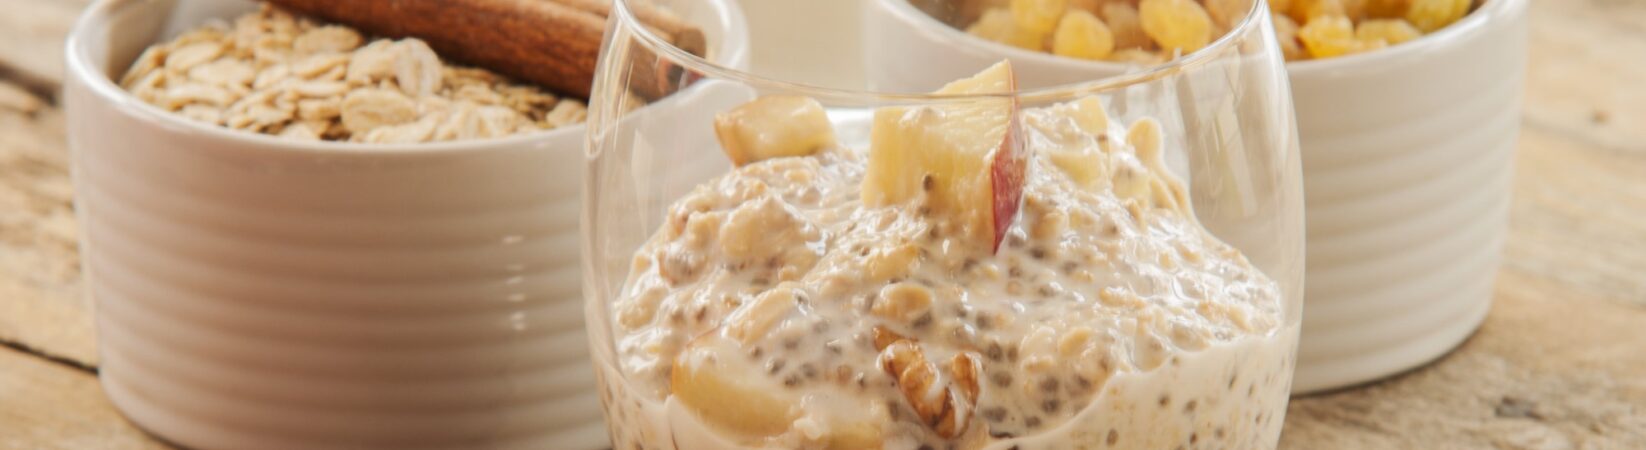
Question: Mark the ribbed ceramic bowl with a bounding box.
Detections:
[63,0,747,448]
[863,0,1527,393]
[1286,0,1526,392]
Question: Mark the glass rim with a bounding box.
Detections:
[614,0,1273,104]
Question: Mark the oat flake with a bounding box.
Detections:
[119,5,589,143]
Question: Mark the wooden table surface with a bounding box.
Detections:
[1,0,1643,448]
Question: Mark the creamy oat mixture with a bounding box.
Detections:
[598,98,1295,449]
[120,5,586,143]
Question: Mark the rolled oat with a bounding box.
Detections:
[120,5,588,143]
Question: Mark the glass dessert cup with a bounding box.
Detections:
[583,1,1304,448]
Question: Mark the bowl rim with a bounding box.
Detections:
[64,0,747,156]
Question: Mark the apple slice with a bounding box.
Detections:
[715,95,838,166]
[1047,96,1113,187]
[670,330,887,448]
[670,332,799,437]
[862,61,1024,252]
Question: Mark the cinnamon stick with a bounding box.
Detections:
[547,0,707,57]
[264,0,687,99]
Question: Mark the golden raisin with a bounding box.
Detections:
[1100,2,1153,50]
[1012,0,1069,34]
[1139,0,1214,54]
[1204,0,1254,28]
[1406,0,1469,32]
[1067,0,1102,14]
[1355,18,1422,45]
[1340,0,1370,20]
[1271,14,1307,61]
[1290,0,1346,23]
[1362,0,1409,18]
[969,7,1050,50]
[1298,15,1384,58]
[1052,9,1116,60]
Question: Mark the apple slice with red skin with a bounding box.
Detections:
[990,117,1026,252]
[863,61,1024,252]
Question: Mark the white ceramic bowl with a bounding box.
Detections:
[862,0,1528,393]
[1285,0,1526,392]
[1303,130,1514,239]
[64,0,747,448]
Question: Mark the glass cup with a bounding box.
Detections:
[582,0,1305,448]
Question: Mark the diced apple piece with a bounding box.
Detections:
[1127,116,1165,166]
[1047,95,1113,187]
[1069,95,1110,135]
[671,332,798,437]
[799,393,890,449]
[1047,147,1107,188]
[824,420,884,450]
[723,284,800,344]
[714,95,837,166]
[863,61,1024,252]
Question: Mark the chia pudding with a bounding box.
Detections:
[591,63,1297,449]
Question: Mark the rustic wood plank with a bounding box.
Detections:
[0,345,169,449]
[0,0,1642,447]
[0,82,96,367]
[0,0,88,90]
[1506,0,1646,309]
[1281,208,1646,448]
[0,82,46,114]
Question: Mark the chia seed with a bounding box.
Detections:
[991,371,1014,388]
[1039,377,1060,393]
[982,407,1007,422]
[911,312,934,328]
[986,342,1005,361]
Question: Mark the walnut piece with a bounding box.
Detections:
[876,331,981,439]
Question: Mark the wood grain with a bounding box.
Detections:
[0,0,1642,448]
[0,83,96,367]
[0,345,167,449]
[0,0,88,90]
